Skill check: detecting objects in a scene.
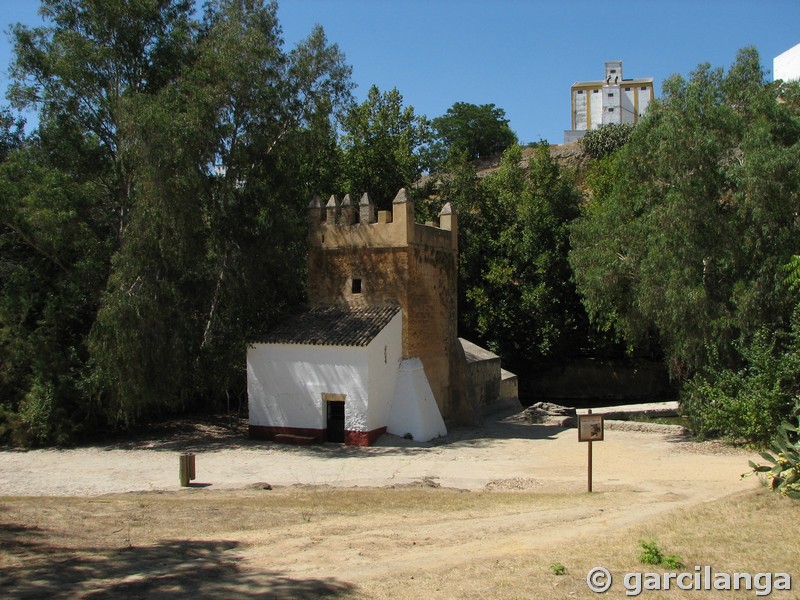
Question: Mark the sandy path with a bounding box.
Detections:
[237,488,690,583]
[220,418,760,583]
[0,412,771,599]
[0,411,758,499]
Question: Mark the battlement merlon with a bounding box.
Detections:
[308,188,458,251]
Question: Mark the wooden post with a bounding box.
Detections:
[179,453,196,487]
[578,409,603,494]
[587,409,593,494]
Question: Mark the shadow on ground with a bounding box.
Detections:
[42,409,565,458]
[0,522,357,599]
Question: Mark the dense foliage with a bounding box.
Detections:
[0,0,352,443]
[338,85,431,209]
[431,102,517,164]
[441,144,588,370]
[578,123,634,159]
[682,318,800,442]
[2,2,797,450]
[569,48,800,442]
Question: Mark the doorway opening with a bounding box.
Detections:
[326,400,345,443]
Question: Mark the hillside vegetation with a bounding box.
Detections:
[1,1,799,447]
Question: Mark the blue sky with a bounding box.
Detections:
[2,1,799,144]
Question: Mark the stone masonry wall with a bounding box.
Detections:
[306,190,473,424]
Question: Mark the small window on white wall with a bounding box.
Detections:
[352,278,362,294]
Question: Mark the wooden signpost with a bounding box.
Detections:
[578,409,604,493]
[179,453,196,487]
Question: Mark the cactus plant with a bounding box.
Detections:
[746,406,800,499]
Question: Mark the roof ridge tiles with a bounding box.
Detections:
[252,304,401,347]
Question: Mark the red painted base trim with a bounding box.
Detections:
[249,425,387,446]
[345,427,387,446]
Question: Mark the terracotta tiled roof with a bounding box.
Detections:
[252,305,401,347]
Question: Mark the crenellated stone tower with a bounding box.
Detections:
[307,188,476,426]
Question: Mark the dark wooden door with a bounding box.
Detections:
[326,401,345,443]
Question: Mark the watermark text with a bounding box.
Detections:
[586,566,791,596]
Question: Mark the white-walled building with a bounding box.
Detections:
[248,306,404,445]
[775,43,800,82]
[248,304,449,445]
[247,190,518,446]
[564,61,654,144]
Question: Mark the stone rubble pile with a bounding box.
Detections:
[523,402,577,427]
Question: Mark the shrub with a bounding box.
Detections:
[637,540,684,569]
[579,123,634,159]
[637,540,663,566]
[681,323,800,444]
[746,406,800,499]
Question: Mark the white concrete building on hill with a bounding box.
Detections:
[564,60,654,144]
[775,43,800,82]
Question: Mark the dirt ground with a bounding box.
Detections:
[0,410,754,497]
[0,410,772,599]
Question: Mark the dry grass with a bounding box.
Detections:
[1,485,798,599]
[363,487,800,599]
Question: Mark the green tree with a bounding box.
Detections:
[9,0,196,241]
[569,48,800,439]
[1,0,353,442]
[2,0,195,441]
[89,0,352,426]
[579,123,634,159]
[455,144,583,368]
[431,101,517,164]
[0,137,112,443]
[338,85,431,209]
[682,319,800,443]
[0,108,24,161]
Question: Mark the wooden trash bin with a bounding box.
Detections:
[179,453,196,487]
